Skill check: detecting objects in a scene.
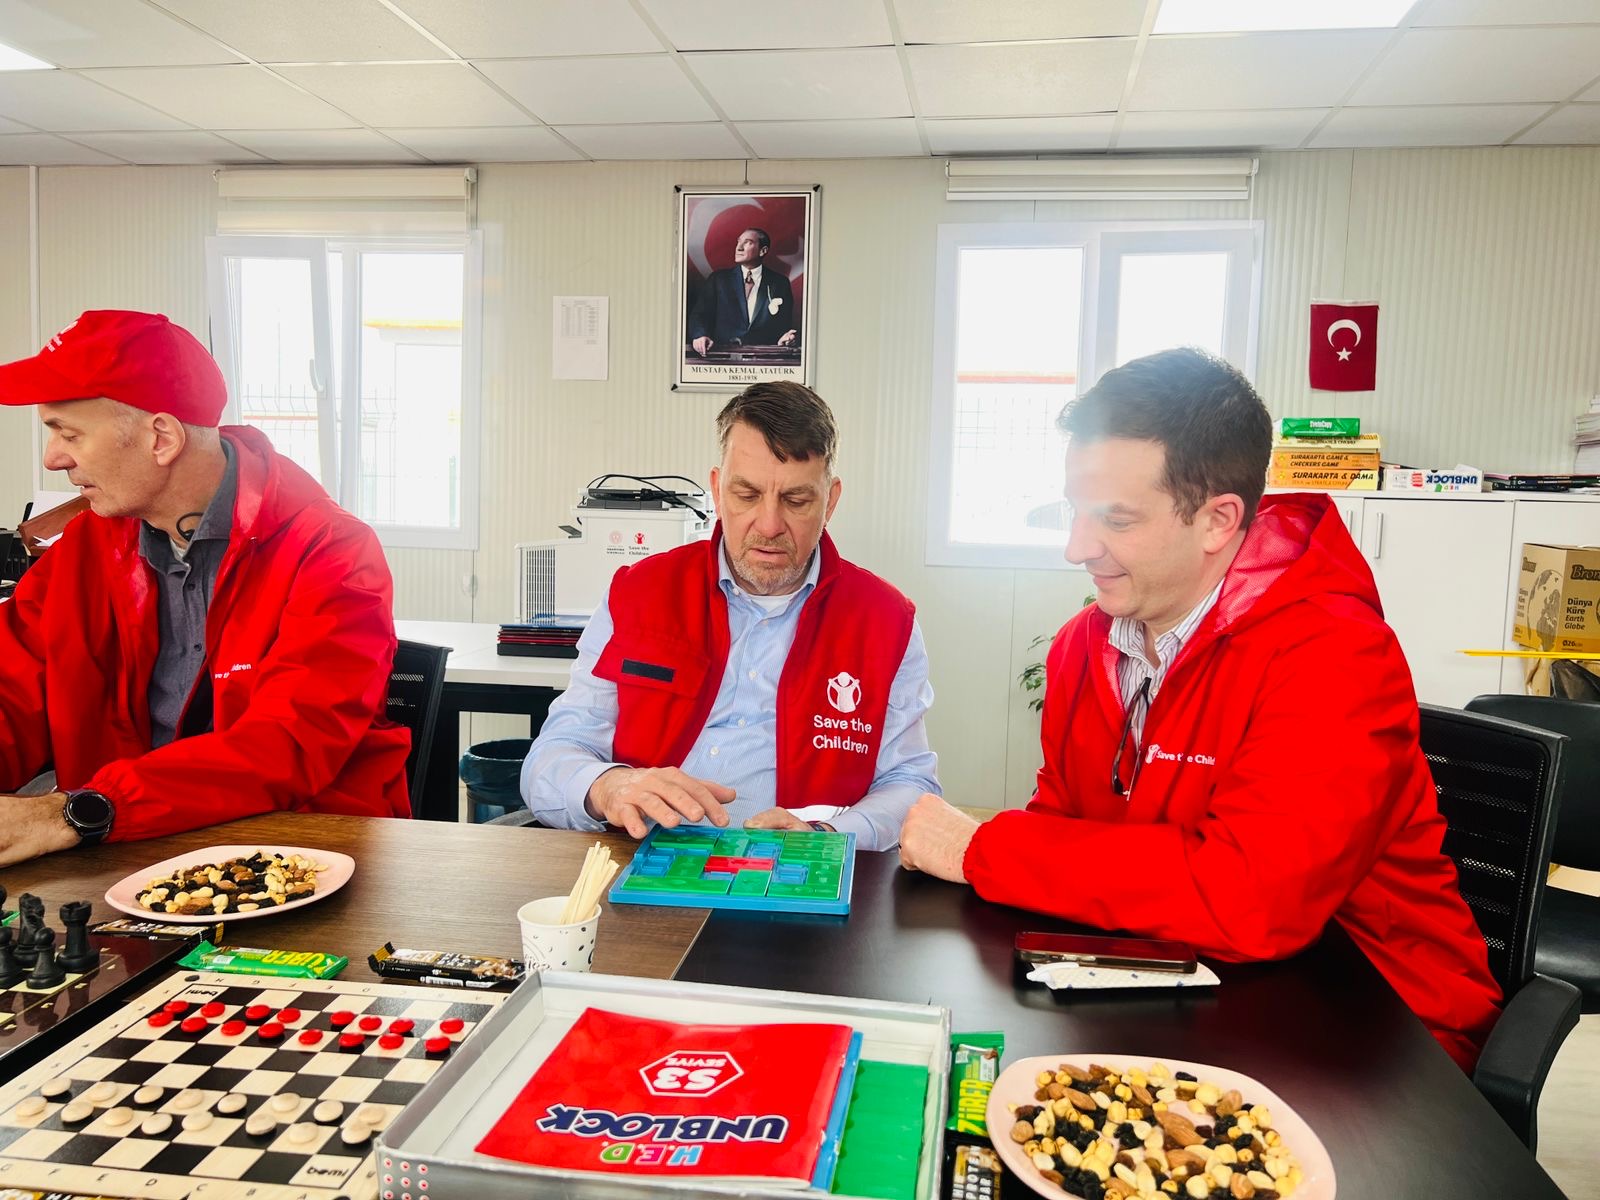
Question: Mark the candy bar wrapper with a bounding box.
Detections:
[948,1031,1004,1137]
[947,1143,1002,1200]
[368,942,526,991]
[92,918,220,940]
[178,940,347,979]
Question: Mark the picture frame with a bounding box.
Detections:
[674,185,818,391]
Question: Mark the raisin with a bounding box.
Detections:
[1016,1105,1042,1122]
[1175,1071,1197,1082]
[1233,1134,1253,1150]
[1116,1122,1142,1148]
[1195,1125,1214,1138]
[1055,1118,1077,1138]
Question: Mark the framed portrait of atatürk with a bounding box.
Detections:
[674,185,817,390]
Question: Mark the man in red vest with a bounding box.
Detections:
[898,347,1501,1071]
[523,381,938,850]
[0,310,410,867]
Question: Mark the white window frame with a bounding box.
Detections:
[205,232,482,552]
[927,219,1263,571]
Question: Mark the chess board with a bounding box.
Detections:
[0,971,506,1200]
[608,825,855,915]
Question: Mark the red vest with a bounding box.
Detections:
[596,528,914,809]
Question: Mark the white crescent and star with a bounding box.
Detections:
[1326,318,1361,363]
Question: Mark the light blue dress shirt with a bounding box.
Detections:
[521,546,939,851]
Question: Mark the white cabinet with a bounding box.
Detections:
[1358,498,1513,707]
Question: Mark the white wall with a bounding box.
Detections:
[3,148,1598,809]
[0,168,35,521]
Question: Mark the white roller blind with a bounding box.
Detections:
[946,157,1257,202]
[215,167,476,235]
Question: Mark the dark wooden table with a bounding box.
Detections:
[4,812,707,983]
[677,851,1565,1200]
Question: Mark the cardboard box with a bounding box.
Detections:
[1513,542,1600,655]
[1523,657,1600,700]
[1281,416,1361,439]
[1268,434,1381,491]
[1380,464,1484,493]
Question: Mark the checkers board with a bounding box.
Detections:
[607,825,855,915]
[0,971,505,1200]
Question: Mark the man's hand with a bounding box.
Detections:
[743,808,827,833]
[692,336,714,356]
[898,793,979,883]
[586,767,734,839]
[777,329,797,347]
[0,792,81,868]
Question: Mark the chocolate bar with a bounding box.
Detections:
[948,1031,1003,1137]
[92,918,222,940]
[369,942,526,991]
[178,941,347,978]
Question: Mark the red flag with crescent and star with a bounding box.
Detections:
[1309,301,1378,391]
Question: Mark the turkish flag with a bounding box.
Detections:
[1309,302,1378,391]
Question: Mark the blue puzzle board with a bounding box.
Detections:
[608,825,855,915]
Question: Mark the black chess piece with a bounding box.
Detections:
[57,901,99,973]
[0,926,21,988]
[12,893,44,967]
[0,882,8,922]
[26,926,65,989]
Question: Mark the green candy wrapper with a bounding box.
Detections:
[178,940,347,979]
[948,1030,1004,1137]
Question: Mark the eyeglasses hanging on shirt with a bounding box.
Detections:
[1111,676,1152,798]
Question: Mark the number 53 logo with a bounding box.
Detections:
[641,1051,745,1097]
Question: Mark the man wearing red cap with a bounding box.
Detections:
[0,310,411,866]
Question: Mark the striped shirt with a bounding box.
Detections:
[1109,580,1224,745]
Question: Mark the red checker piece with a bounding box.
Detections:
[388,1019,414,1035]
[359,1015,383,1032]
[199,1001,225,1018]
[180,1016,208,1034]
[162,1001,188,1015]
[298,1029,325,1047]
[329,1010,356,1028]
[379,1033,405,1051]
[339,1032,366,1050]
[258,1021,286,1042]
[221,1019,247,1037]
[244,1004,271,1022]
[438,1018,464,1035]
[146,1011,174,1028]
[277,1007,302,1024]
[424,1035,451,1055]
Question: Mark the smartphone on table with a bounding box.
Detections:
[1015,931,1197,974]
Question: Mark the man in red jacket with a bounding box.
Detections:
[0,310,410,867]
[899,347,1501,1070]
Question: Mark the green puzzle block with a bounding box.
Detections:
[657,876,733,895]
[666,855,707,879]
[712,834,750,856]
[729,870,772,897]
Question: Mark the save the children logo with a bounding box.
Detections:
[641,1051,744,1097]
[826,671,860,714]
[1144,744,1216,767]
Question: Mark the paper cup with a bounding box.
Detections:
[517,896,600,973]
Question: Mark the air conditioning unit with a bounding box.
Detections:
[515,475,714,621]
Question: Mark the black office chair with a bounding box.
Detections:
[1418,703,1580,1152]
[386,640,450,816]
[1465,693,1600,1014]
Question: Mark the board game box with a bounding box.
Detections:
[608,825,855,915]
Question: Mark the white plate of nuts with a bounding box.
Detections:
[986,1055,1334,1200]
[104,845,355,923]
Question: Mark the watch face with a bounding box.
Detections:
[68,790,114,830]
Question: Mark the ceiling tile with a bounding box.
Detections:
[80,65,353,129]
[894,0,1146,44]
[0,114,31,133]
[925,114,1115,154]
[152,0,446,63]
[0,0,239,67]
[736,118,922,157]
[1116,108,1328,150]
[0,71,188,131]
[274,63,532,127]
[1133,31,1391,111]
[685,47,911,120]
[0,131,123,164]
[381,125,584,161]
[1415,0,1600,25]
[1309,104,1550,147]
[1512,103,1600,144]
[217,128,427,162]
[908,39,1133,118]
[476,56,714,124]
[392,0,663,57]
[69,130,267,163]
[554,121,745,158]
[1352,27,1600,105]
[639,0,891,50]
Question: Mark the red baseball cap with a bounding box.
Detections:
[0,310,228,427]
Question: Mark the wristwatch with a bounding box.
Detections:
[62,789,115,844]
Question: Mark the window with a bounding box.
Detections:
[206,233,481,551]
[928,221,1260,569]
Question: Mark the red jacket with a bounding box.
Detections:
[596,528,915,809]
[964,494,1501,1070]
[0,426,411,839]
